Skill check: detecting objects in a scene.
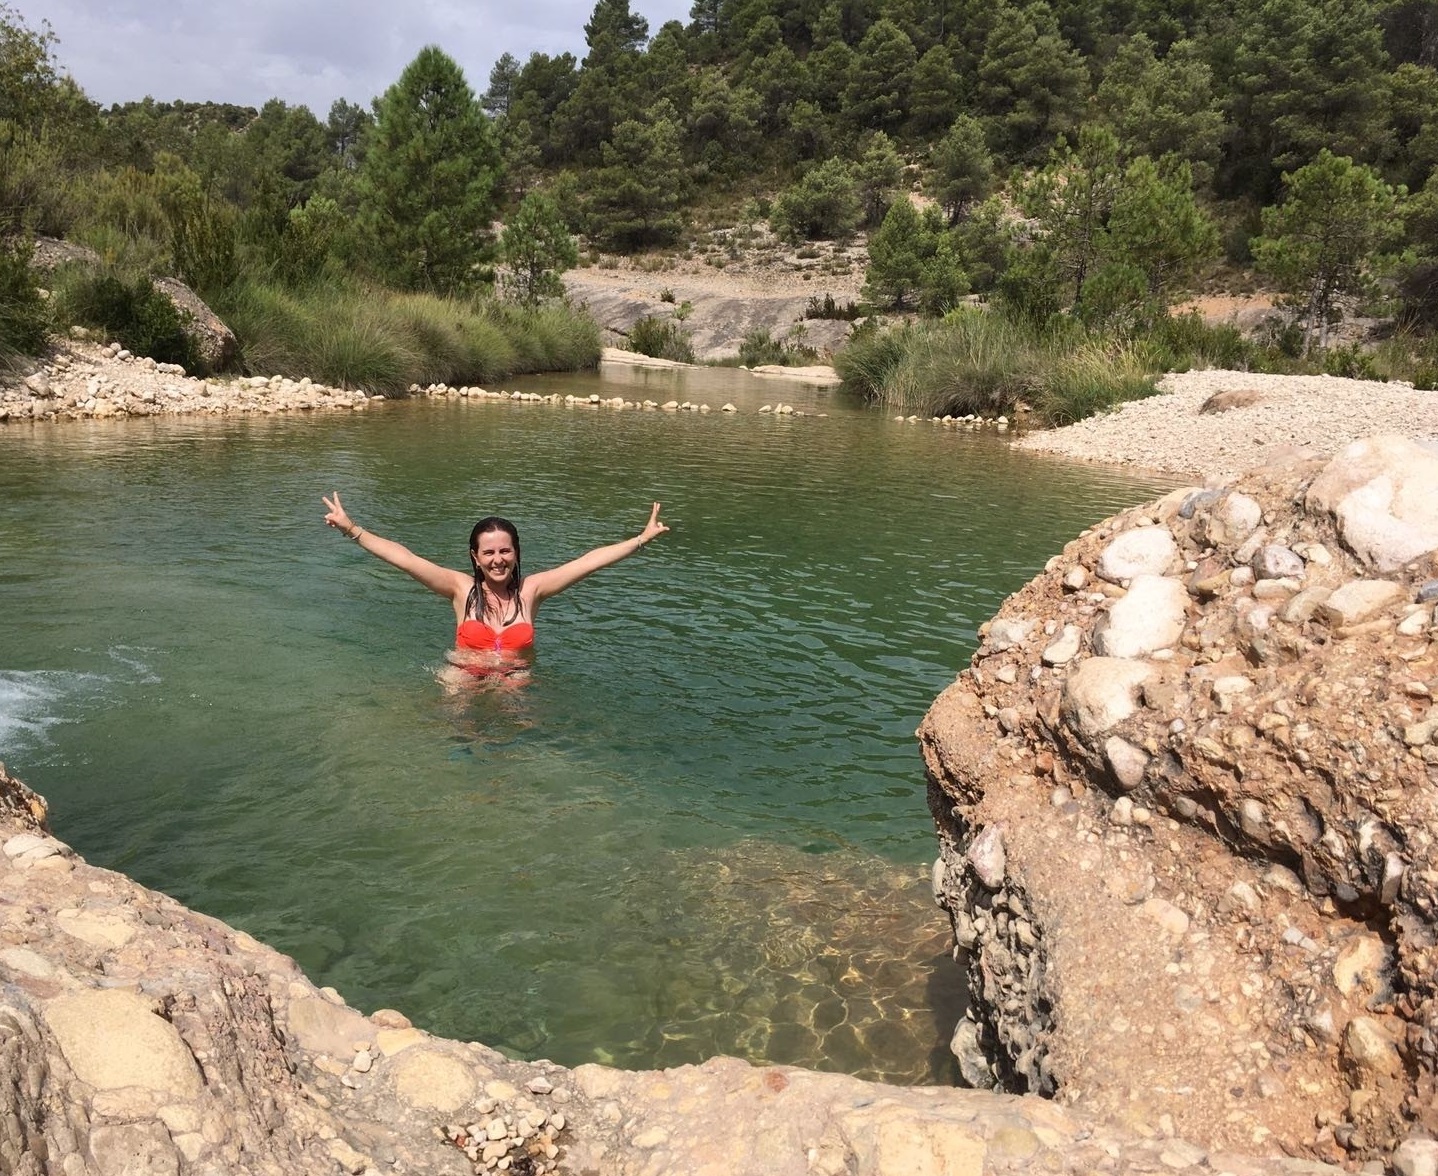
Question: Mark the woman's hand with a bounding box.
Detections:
[638,502,670,546]
[322,492,355,535]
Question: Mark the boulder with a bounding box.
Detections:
[152,277,238,373]
[1092,575,1188,658]
[1306,435,1438,572]
[1095,527,1177,583]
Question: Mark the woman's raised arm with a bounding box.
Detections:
[322,492,469,602]
[525,503,669,604]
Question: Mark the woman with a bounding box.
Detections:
[322,492,669,679]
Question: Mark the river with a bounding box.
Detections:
[0,364,1176,1083]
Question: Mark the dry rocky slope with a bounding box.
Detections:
[923,435,1438,1171]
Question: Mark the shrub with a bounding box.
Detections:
[805,293,863,321]
[738,327,818,367]
[628,315,694,363]
[1032,340,1158,425]
[0,237,47,364]
[53,269,199,369]
[769,159,861,242]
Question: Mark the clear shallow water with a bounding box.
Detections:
[0,368,1174,1082]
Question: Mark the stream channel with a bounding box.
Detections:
[0,363,1175,1083]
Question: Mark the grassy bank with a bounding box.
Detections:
[43,265,601,393]
[835,309,1438,425]
[210,280,601,394]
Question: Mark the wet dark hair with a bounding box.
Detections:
[467,516,523,625]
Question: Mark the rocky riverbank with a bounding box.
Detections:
[923,435,1438,1168]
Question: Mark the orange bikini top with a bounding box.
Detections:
[456,618,535,653]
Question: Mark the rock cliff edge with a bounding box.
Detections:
[923,435,1438,1170]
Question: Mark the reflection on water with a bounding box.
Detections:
[0,368,1176,1081]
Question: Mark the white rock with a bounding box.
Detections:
[965,824,1006,889]
[1095,526,1178,583]
[1042,624,1083,666]
[1394,1138,1438,1176]
[1104,736,1150,790]
[1320,579,1406,627]
[1062,658,1156,738]
[1093,575,1188,658]
[1306,435,1438,572]
[986,618,1036,651]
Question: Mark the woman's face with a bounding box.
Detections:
[473,528,518,589]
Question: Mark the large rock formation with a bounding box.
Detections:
[922,436,1438,1166]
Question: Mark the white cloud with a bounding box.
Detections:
[19,0,691,114]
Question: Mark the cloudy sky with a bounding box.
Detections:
[19,0,693,115]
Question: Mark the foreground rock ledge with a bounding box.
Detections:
[1,770,1333,1175]
[922,435,1438,1169]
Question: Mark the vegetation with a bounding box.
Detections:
[628,314,695,362]
[0,10,592,384]
[3,0,1438,416]
[213,279,599,394]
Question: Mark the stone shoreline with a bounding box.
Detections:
[1013,370,1438,480]
[0,340,845,426]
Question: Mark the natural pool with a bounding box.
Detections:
[0,365,1175,1083]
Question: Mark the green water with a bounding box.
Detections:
[0,366,1174,1083]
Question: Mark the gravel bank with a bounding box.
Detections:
[1013,369,1438,481]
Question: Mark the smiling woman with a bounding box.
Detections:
[321,492,669,680]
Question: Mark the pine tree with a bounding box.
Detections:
[1095,35,1223,190]
[500,192,579,305]
[975,1,1089,163]
[855,131,904,226]
[356,46,502,293]
[862,197,928,308]
[928,114,994,222]
[587,104,690,251]
[909,45,961,138]
[843,19,917,132]
[1251,150,1402,349]
[1221,0,1393,201]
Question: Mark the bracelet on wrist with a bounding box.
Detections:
[349,526,364,541]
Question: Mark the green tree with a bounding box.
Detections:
[1084,157,1218,327]
[855,131,904,226]
[928,114,994,222]
[508,52,579,165]
[769,157,861,240]
[1221,0,1393,200]
[587,104,690,251]
[844,18,917,131]
[1251,150,1403,349]
[1095,35,1223,190]
[326,99,371,168]
[908,44,961,138]
[862,197,927,307]
[356,46,502,292]
[483,52,521,117]
[1389,63,1438,191]
[1107,158,1217,299]
[583,0,649,69]
[499,192,579,304]
[975,0,1088,163]
[1018,124,1124,305]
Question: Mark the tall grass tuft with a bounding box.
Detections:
[835,307,1300,425]
[1033,339,1159,425]
[211,279,600,394]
